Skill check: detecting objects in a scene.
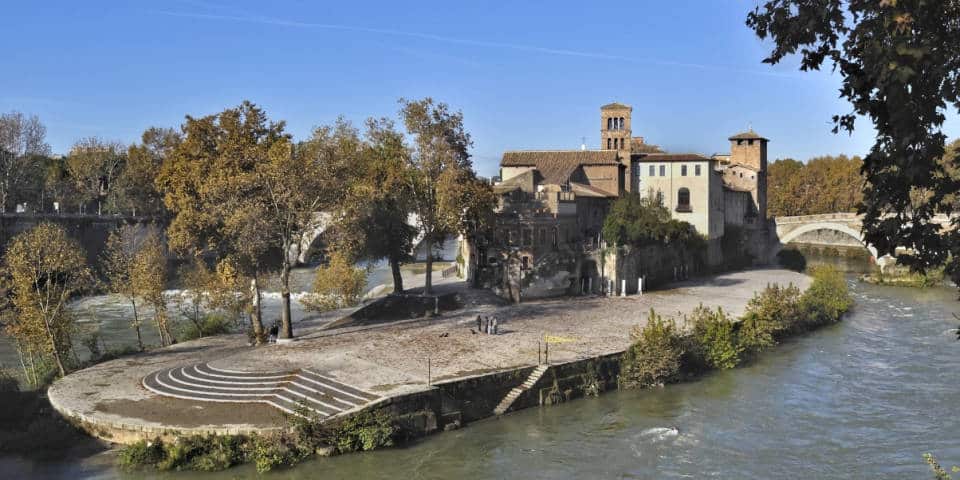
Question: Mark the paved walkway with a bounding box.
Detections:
[48,268,809,438]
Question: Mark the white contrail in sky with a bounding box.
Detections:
[150,9,801,79]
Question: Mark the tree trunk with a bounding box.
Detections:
[250,276,265,344]
[131,299,144,351]
[43,320,67,377]
[423,236,433,294]
[390,256,404,294]
[279,260,293,340]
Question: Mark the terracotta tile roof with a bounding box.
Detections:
[570,182,617,198]
[501,150,621,185]
[634,153,712,162]
[728,129,769,141]
[600,102,631,110]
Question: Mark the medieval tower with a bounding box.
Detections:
[600,103,632,152]
[727,130,769,220]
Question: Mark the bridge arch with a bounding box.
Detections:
[775,222,878,260]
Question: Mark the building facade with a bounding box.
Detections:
[474,102,770,301]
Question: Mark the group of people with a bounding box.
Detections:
[476,315,500,335]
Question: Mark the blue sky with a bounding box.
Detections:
[4,0,959,177]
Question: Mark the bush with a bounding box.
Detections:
[118,439,165,471]
[740,282,803,353]
[798,265,853,329]
[250,434,307,473]
[303,251,368,312]
[176,313,233,341]
[325,410,397,454]
[620,310,685,388]
[688,306,742,370]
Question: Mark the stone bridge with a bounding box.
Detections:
[772,212,953,262]
[292,212,425,265]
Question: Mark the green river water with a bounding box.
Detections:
[2,255,960,478]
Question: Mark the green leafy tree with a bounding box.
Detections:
[113,127,180,216]
[336,118,417,294]
[156,101,285,343]
[399,98,487,294]
[747,0,960,283]
[254,118,359,340]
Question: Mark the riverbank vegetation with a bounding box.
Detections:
[117,407,399,473]
[620,265,852,387]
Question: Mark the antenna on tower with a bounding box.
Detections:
[580,136,587,151]
[748,121,753,131]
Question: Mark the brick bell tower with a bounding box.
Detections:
[600,102,632,152]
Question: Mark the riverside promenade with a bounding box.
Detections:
[48,268,809,443]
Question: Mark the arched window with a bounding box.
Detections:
[607,118,613,130]
[607,138,612,149]
[619,117,625,129]
[677,188,691,212]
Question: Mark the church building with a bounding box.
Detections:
[471,102,769,301]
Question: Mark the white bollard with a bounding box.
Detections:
[638,277,643,296]
[621,279,627,297]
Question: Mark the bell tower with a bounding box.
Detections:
[600,102,632,151]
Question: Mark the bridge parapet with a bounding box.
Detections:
[774,213,861,225]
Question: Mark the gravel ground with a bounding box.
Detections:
[48,268,809,434]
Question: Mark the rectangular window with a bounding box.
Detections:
[695,164,701,176]
[522,229,532,246]
[649,165,655,176]
[539,228,546,245]
[659,165,666,177]
[681,165,687,176]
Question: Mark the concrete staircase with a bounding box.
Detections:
[493,364,549,416]
[142,362,379,418]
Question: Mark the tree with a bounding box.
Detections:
[114,127,180,216]
[767,155,864,216]
[131,231,172,346]
[0,111,51,213]
[101,225,147,351]
[67,137,127,215]
[767,158,805,217]
[3,223,92,377]
[156,101,287,344]
[250,118,358,340]
[747,0,960,282]
[337,118,417,294]
[303,249,368,312]
[399,98,486,294]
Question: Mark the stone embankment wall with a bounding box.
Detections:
[0,213,163,264]
[366,353,626,439]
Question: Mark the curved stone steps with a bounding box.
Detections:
[142,362,380,419]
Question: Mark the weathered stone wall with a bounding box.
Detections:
[0,214,163,265]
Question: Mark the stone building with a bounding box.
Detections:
[472,102,770,301]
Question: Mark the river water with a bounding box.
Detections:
[5,274,960,479]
